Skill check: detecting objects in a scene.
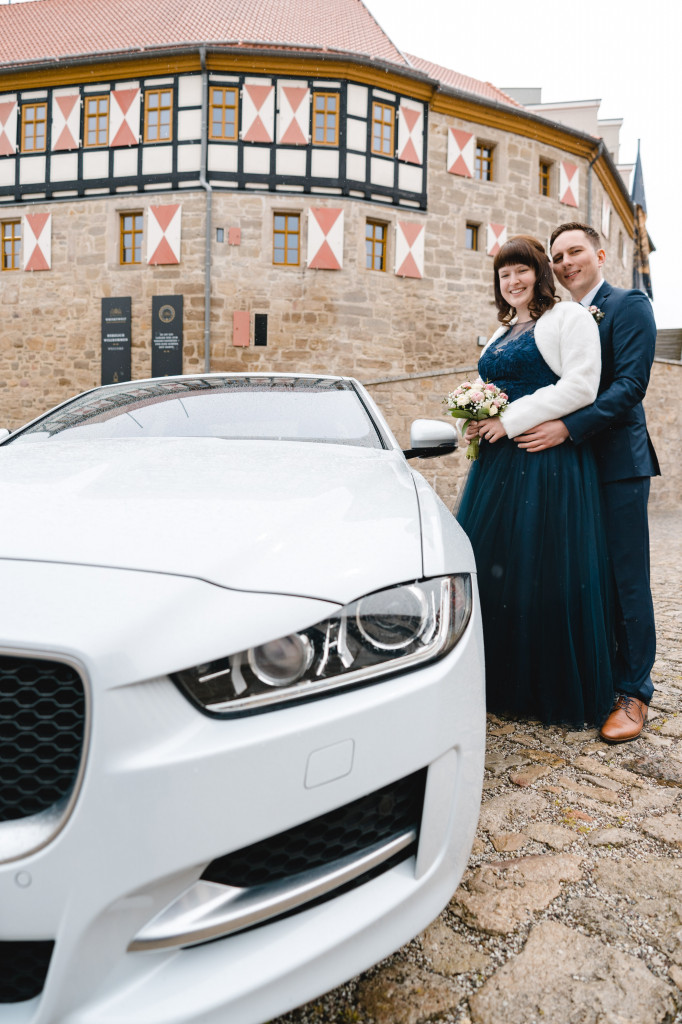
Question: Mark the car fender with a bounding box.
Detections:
[409,470,477,577]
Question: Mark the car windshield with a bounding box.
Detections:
[7,376,386,449]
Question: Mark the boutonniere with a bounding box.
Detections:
[588,305,605,324]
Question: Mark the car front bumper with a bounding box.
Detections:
[0,561,485,1024]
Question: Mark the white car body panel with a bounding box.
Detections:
[410,470,477,577]
[0,439,425,604]
[0,374,485,1024]
[0,561,337,695]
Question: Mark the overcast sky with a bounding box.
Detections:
[1,0,677,328]
[364,0,678,329]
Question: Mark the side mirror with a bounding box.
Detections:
[403,419,458,460]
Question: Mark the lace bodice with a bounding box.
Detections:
[478,323,559,403]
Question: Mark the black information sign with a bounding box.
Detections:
[151,295,184,377]
[101,297,131,385]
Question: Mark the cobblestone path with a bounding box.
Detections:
[273,510,682,1024]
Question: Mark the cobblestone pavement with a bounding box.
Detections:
[273,510,682,1024]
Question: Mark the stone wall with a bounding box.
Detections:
[0,193,209,428]
[644,361,682,508]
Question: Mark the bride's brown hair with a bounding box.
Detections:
[493,235,559,324]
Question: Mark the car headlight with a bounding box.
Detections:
[172,574,472,716]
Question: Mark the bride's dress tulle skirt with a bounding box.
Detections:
[457,436,614,728]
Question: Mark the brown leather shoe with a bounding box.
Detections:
[599,694,648,743]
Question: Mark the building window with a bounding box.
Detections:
[1,221,21,271]
[371,101,394,156]
[474,144,494,181]
[144,89,173,143]
[85,95,109,147]
[539,160,551,196]
[465,223,479,251]
[312,92,339,146]
[120,212,143,265]
[273,213,300,266]
[209,86,238,141]
[365,220,387,271]
[21,102,47,152]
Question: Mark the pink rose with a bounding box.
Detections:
[499,393,508,402]
[484,383,496,392]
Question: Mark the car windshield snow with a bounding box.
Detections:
[6,376,386,449]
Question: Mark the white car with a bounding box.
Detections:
[0,373,484,1024]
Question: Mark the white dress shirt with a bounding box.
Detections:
[578,278,604,308]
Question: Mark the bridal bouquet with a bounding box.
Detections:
[444,378,509,461]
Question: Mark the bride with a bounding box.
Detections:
[457,235,613,728]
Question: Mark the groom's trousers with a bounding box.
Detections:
[601,476,656,704]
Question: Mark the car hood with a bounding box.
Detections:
[0,438,424,604]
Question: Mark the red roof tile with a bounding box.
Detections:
[405,53,523,109]
[0,0,409,68]
[0,0,523,118]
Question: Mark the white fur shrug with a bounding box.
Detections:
[482,301,601,439]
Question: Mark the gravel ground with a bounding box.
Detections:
[272,510,682,1024]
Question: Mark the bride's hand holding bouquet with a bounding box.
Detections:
[444,378,509,461]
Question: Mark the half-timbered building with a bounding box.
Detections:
[2,0,663,506]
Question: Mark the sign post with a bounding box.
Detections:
[101,297,131,385]
[151,295,183,377]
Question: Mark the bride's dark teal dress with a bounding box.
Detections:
[457,323,614,727]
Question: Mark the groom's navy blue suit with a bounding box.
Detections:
[563,281,659,704]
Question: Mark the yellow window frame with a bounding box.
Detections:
[119,212,143,266]
[365,220,387,271]
[1,221,21,271]
[273,213,300,267]
[144,89,173,143]
[312,92,339,147]
[474,144,494,182]
[371,101,394,157]
[465,223,479,251]
[85,95,110,147]
[21,102,47,152]
[539,161,551,196]
[209,86,239,141]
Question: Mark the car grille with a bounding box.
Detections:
[0,655,86,823]
[0,941,54,1003]
[202,769,426,889]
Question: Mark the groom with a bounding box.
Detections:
[515,221,659,743]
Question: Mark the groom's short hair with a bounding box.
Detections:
[550,222,602,251]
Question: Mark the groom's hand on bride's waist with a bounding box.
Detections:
[514,420,569,451]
